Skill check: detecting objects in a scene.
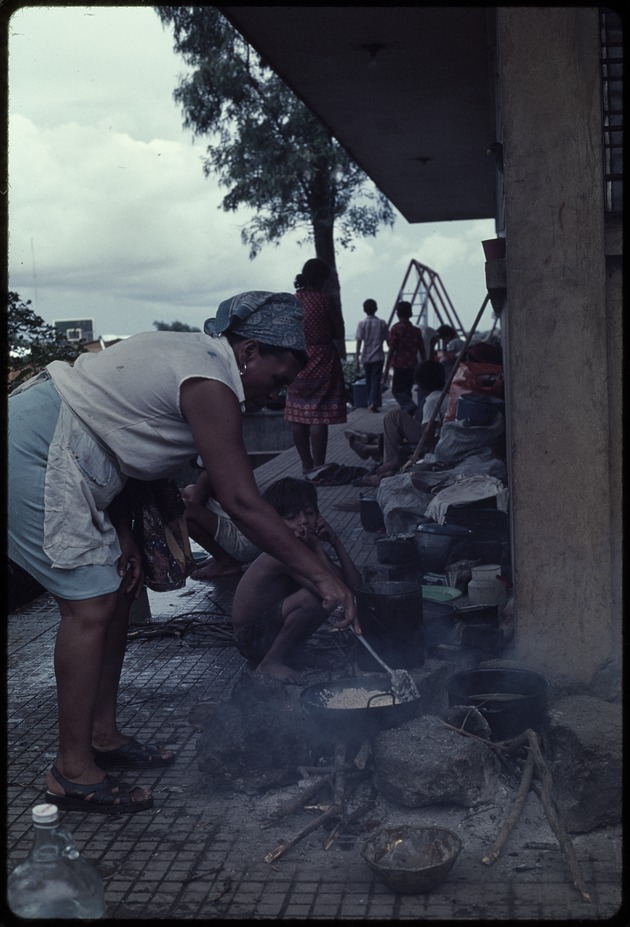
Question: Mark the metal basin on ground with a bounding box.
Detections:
[361,825,462,894]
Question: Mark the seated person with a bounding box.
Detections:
[464,338,503,366]
[182,467,260,580]
[344,428,383,461]
[360,360,448,486]
[231,477,362,681]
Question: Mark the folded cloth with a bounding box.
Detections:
[424,474,509,524]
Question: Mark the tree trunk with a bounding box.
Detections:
[313,221,343,318]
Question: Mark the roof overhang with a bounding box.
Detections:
[218,6,498,224]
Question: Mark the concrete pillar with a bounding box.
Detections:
[497,8,619,682]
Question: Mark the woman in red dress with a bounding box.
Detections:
[284,259,347,475]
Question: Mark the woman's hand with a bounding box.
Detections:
[116,528,144,597]
[321,578,361,634]
[108,490,144,597]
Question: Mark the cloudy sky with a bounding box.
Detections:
[8,5,496,341]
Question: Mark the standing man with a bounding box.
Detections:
[355,299,389,412]
[382,300,426,414]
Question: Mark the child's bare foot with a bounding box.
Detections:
[376,462,399,477]
[256,660,301,683]
[191,557,245,581]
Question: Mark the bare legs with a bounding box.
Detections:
[310,425,328,469]
[292,423,329,474]
[182,494,244,578]
[382,407,423,466]
[256,588,327,681]
[45,579,165,802]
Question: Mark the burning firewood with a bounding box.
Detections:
[260,774,331,829]
[263,744,346,864]
[323,786,378,850]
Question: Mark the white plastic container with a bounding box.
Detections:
[470,564,501,581]
[468,564,506,608]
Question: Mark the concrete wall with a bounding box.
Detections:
[242,408,294,452]
[497,8,621,682]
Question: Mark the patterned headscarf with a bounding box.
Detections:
[204,291,306,351]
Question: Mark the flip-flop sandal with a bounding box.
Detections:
[45,764,153,814]
[92,737,176,770]
[303,464,329,479]
[304,463,339,483]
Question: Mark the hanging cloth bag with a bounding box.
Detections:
[127,478,195,592]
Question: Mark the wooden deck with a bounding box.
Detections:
[251,399,398,575]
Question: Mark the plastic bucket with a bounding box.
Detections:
[481,238,506,261]
[356,581,424,670]
[414,524,473,573]
[467,577,507,609]
[455,393,505,426]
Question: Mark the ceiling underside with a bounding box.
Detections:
[218,6,498,225]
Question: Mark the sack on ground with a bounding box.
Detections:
[433,414,505,466]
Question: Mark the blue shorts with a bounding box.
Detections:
[8,378,123,600]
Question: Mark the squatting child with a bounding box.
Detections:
[231,477,362,681]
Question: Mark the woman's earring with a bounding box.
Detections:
[239,363,247,378]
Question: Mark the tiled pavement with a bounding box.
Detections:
[4,406,624,921]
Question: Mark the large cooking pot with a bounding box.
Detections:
[445,668,549,741]
[443,507,510,566]
[414,524,474,573]
[356,582,424,671]
[301,676,423,737]
[422,600,457,651]
[374,534,416,565]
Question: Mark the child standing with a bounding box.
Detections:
[382,300,426,414]
[231,478,362,681]
[355,299,389,411]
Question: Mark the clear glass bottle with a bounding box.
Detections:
[7,803,106,919]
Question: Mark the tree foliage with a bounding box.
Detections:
[156,6,395,303]
[153,320,201,332]
[7,292,80,391]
